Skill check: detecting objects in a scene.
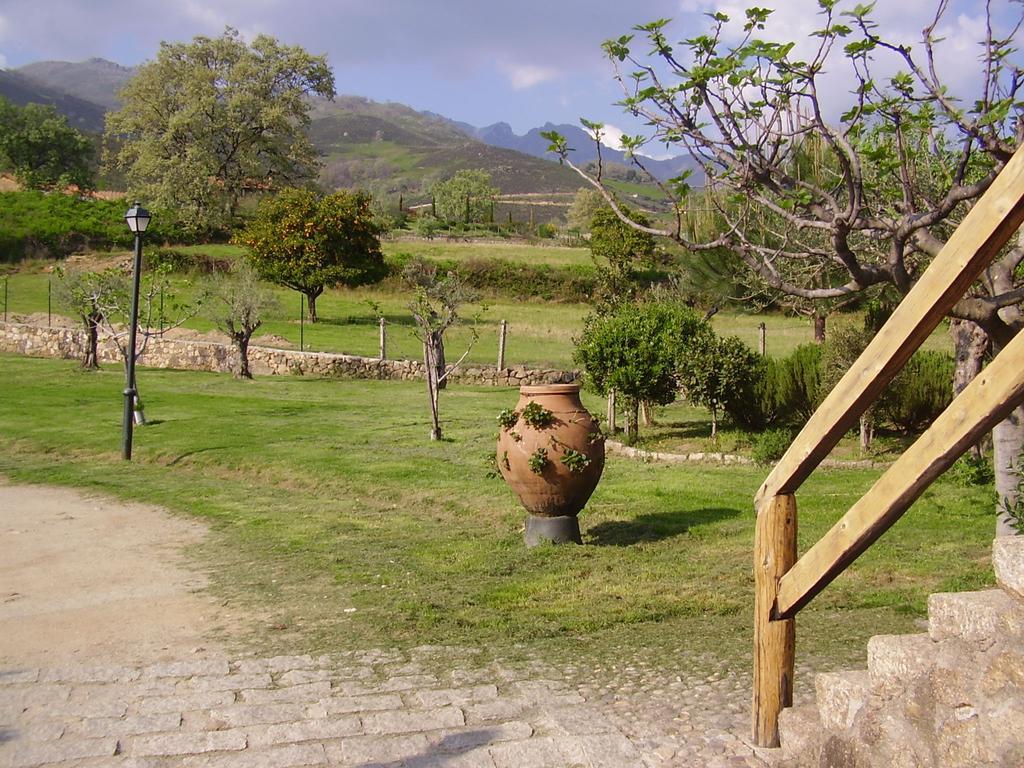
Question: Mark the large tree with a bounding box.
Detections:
[546,1,1024,534]
[104,28,335,231]
[237,188,386,323]
[0,98,94,191]
[430,170,499,224]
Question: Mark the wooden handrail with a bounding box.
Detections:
[752,141,1024,748]
[776,333,1024,619]
[755,143,1024,512]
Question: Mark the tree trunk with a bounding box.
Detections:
[306,290,321,323]
[994,406,1023,536]
[950,318,990,459]
[640,401,653,427]
[236,333,252,379]
[427,330,447,390]
[859,414,873,453]
[423,340,442,440]
[82,316,100,370]
[625,400,639,444]
[813,312,826,344]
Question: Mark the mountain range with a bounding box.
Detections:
[0,57,697,201]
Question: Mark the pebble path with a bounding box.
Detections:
[0,645,820,767]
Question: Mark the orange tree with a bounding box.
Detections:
[237,188,387,322]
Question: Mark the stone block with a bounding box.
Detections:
[362,706,466,735]
[5,736,118,767]
[487,736,589,768]
[238,681,331,704]
[410,685,499,708]
[319,693,404,715]
[182,673,272,693]
[142,659,230,679]
[323,732,430,764]
[776,704,821,758]
[815,670,870,731]
[133,690,235,715]
[69,712,183,739]
[928,590,1024,645]
[124,728,248,757]
[428,721,534,753]
[993,536,1024,600]
[245,715,361,747]
[180,743,327,768]
[207,702,321,728]
[867,634,935,690]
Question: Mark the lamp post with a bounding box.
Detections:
[122,202,151,461]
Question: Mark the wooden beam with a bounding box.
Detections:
[756,143,1024,510]
[753,493,797,747]
[775,331,1024,619]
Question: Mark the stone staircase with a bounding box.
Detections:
[769,536,1024,768]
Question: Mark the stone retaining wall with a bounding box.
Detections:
[0,322,578,387]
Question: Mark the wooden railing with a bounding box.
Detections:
[752,143,1024,747]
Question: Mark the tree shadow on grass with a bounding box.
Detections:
[585,506,741,546]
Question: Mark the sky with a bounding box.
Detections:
[0,0,1017,142]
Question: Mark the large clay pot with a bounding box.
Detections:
[496,383,605,545]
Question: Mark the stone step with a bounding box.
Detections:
[994,535,1024,601]
[866,633,935,692]
[928,589,1024,645]
[776,703,821,765]
[814,670,869,731]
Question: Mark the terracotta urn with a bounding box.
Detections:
[496,383,605,545]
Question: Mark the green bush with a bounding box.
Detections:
[946,454,994,487]
[753,428,794,466]
[783,343,823,421]
[727,354,792,430]
[881,350,953,433]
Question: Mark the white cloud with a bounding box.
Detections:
[502,63,558,90]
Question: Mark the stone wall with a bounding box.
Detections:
[0,321,578,387]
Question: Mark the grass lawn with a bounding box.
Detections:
[0,354,996,673]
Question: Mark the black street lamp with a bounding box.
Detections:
[122,202,151,460]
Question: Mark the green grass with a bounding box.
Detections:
[0,354,996,670]
[382,240,594,268]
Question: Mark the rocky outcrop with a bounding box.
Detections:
[0,321,577,387]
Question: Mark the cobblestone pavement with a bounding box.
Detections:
[0,646,793,768]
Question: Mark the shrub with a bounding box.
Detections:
[783,343,823,421]
[727,354,791,430]
[753,428,794,466]
[946,454,994,487]
[881,350,954,433]
[678,334,760,437]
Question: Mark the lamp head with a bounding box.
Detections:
[124,202,151,234]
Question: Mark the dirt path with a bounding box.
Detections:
[0,479,239,667]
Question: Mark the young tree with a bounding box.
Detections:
[565,188,606,234]
[588,205,656,311]
[430,170,499,224]
[0,98,94,191]
[54,268,107,369]
[206,263,279,379]
[403,259,481,440]
[238,188,386,323]
[89,266,202,415]
[104,28,335,232]
[677,334,760,440]
[574,301,710,443]
[545,2,1024,533]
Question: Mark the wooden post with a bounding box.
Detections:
[497,319,507,369]
[753,493,797,748]
[758,322,766,356]
[379,317,387,361]
[607,389,617,434]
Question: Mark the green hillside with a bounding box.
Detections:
[308,97,588,202]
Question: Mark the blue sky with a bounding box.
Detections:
[0,0,1016,139]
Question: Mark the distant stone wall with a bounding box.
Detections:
[0,321,578,387]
